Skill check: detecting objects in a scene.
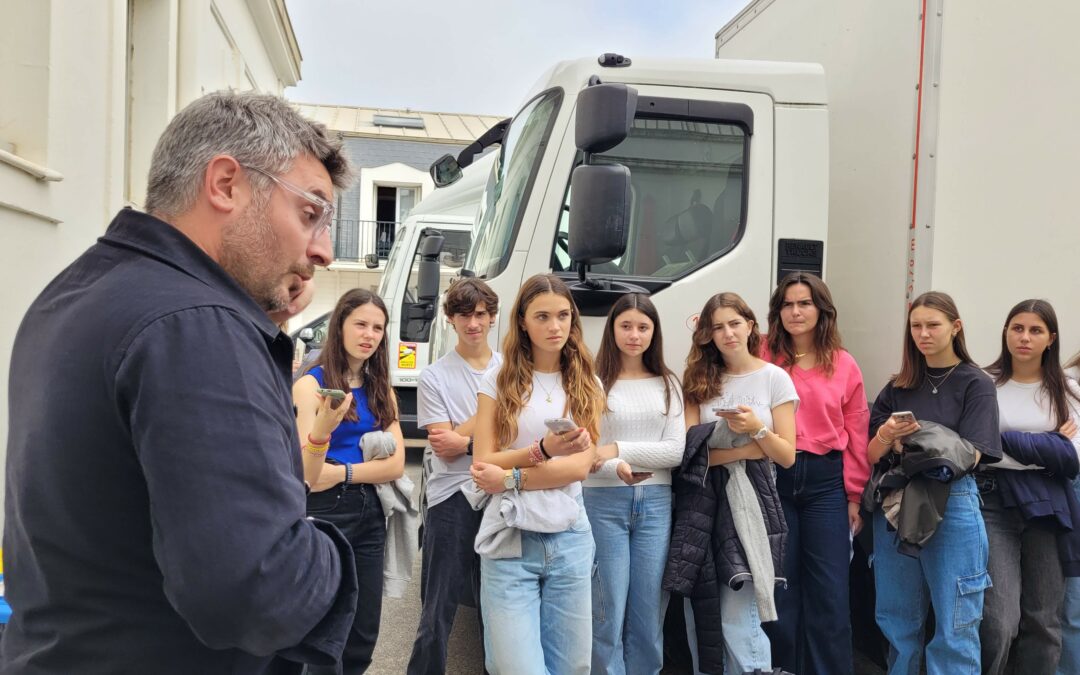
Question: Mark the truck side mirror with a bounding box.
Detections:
[568,164,631,265]
[402,231,446,343]
[298,328,315,342]
[430,154,463,188]
[364,253,379,269]
[575,83,638,154]
[416,233,444,302]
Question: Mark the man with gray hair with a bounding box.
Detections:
[3,92,359,673]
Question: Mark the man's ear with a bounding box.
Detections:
[204,155,246,215]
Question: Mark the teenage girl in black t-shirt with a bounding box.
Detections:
[867,291,1001,674]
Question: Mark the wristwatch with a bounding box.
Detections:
[503,470,516,491]
[751,425,769,441]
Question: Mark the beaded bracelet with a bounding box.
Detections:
[528,440,546,466]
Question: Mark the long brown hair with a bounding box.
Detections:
[595,293,678,414]
[767,272,843,376]
[683,292,762,406]
[893,291,975,390]
[311,289,397,428]
[494,274,603,447]
[986,299,1080,428]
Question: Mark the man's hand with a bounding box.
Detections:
[268,277,315,326]
[428,428,470,458]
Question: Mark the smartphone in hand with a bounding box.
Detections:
[890,411,916,425]
[712,407,741,415]
[544,417,578,434]
[317,387,347,400]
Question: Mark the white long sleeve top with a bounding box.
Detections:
[584,376,686,488]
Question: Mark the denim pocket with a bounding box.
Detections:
[954,570,992,629]
[306,486,344,515]
[591,559,606,623]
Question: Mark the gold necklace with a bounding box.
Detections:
[534,373,561,403]
[794,352,807,359]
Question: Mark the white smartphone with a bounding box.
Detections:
[544,417,578,434]
[890,411,916,424]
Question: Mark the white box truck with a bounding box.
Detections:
[714,0,1080,391]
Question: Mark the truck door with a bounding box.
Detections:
[536,85,775,367]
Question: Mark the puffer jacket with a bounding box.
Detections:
[663,421,787,675]
[862,421,978,557]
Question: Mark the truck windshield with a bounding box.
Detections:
[379,234,408,298]
[464,88,562,279]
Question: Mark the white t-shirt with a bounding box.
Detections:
[698,362,800,432]
[418,349,503,507]
[478,367,583,500]
[995,377,1080,471]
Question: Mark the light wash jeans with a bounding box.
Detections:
[872,475,991,675]
[1060,578,1080,675]
[684,583,772,675]
[480,502,594,675]
[583,484,671,675]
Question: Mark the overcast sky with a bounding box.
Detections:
[284,0,752,116]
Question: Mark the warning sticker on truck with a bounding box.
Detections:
[398,343,417,369]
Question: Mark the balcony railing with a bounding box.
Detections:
[331,219,400,262]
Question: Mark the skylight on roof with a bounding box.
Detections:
[373,114,425,129]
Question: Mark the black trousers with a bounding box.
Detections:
[407,490,483,675]
[307,482,386,675]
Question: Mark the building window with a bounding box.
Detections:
[374,185,418,257]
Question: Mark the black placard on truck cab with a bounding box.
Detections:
[776,239,824,284]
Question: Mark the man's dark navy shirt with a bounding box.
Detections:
[2,209,357,673]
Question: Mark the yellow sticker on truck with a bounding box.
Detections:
[398,342,417,369]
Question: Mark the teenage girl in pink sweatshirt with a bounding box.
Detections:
[763,272,870,675]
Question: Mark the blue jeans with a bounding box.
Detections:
[1060,477,1080,675]
[1060,578,1080,675]
[684,583,772,675]
[583,485,671,675]
[872,475,990,675]
[765,450,852,675]
[480,503,594,675]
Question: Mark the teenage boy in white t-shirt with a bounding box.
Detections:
[407,278,502,675]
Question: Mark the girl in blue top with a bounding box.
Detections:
[294,288,405,674]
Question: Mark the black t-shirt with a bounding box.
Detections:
[870,362,1002,462]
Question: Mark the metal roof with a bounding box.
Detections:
[291,103,505,144]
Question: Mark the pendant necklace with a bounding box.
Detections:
[926,362,960,394]
[535,373,561,403]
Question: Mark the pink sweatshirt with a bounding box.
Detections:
[771,349,871,503]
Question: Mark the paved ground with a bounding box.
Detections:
[369,453,885,674]
[368,455,484,674]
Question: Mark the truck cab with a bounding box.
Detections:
[428,55,831,370]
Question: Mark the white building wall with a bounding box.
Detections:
[0,0,301,530]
